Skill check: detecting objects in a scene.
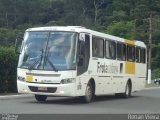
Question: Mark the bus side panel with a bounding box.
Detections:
[88,58,122,95]
[134,63,147,90]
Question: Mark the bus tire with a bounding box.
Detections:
[82,82,94,103]
[115,81,131,98]
[35,95,47,102]
[123,81,132,98]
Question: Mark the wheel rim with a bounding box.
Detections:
[86,84,92,100]
[126,84,130,96]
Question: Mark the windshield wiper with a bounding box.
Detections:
[44,47,58,72]
[28,49,44,70]
[46,58,58,72]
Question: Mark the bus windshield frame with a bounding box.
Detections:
[18,31,78,71]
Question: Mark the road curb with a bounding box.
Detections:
[0,94,33,100]
[144,87,160,90]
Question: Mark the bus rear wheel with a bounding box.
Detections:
[115,81,131,98]
[35,95,47,102]
[122,81,131,98]
[82,82,94,103]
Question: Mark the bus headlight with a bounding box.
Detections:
[17,76,25,82]
[60,78,76,84]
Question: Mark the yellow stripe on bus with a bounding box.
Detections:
[125,39,135,74]
[125,61,135,74]
[125,39,135,45]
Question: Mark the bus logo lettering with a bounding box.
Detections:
[97,62,118,74]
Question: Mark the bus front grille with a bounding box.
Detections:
[28,86,57,93]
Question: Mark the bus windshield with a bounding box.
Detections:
[18,31,78,71]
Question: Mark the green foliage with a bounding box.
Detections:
[152,45,160,70]
[45,21,65,26]
[0,2,159,48]
[106,21,134,39]
[152,68,160,80]
[0,28,17,47]
[0,47,18,93]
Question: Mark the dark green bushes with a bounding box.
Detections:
[0,47,18,93]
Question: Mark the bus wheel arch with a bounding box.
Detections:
[115,79,132,98]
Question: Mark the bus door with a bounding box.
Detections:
[77,33,90,76]
[104,40,117,94]
[92,36,106,94]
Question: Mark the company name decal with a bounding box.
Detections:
[97,62,118,74]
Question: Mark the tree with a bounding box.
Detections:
[93,0,104,24]
[106,21,134,39]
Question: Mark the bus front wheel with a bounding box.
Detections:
[35,95,47,102]
[82,82,94,103]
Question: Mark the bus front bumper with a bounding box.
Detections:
[17,80,77,97]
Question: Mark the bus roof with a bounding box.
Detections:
[26,26,146,48]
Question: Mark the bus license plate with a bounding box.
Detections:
[38,87,47,91]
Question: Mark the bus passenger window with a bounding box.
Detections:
[92,36,104,58]
[127,45,135,62]
[105,40,116,59]
[141,48,146,63]
[105,41,110,58]
[136,47,141,63]
[117,43,125,61]
[123,44,126,60]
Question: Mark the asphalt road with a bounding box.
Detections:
[0,87,160,115]
[0,88,160,114]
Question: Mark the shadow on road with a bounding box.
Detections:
[28,95,141,105]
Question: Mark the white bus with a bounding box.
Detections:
[17,26,147,103]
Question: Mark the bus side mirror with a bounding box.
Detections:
[79,33,85,42]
